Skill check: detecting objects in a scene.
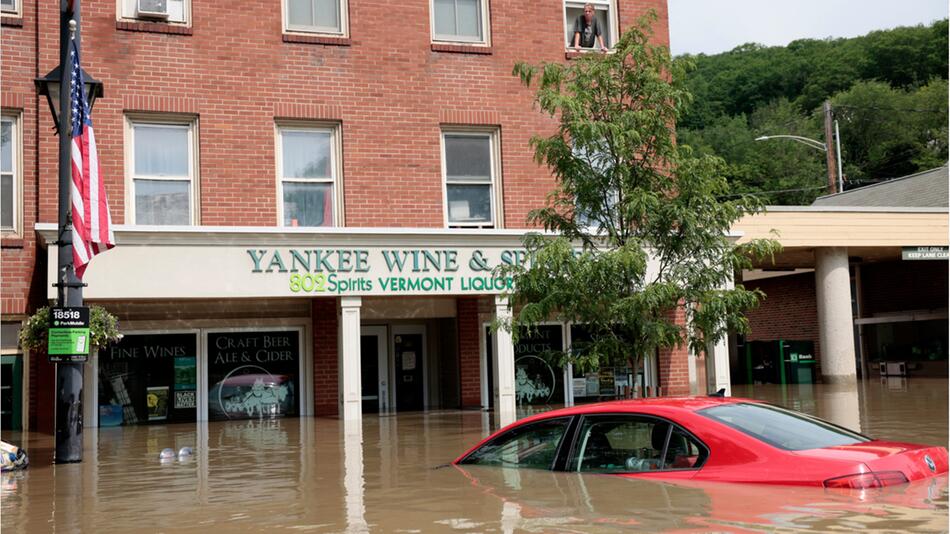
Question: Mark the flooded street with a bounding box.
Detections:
[2,378,947,533]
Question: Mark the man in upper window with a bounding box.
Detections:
[572,3,607,51]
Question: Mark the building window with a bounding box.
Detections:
[119,0,190,24]
[441,129,501,228]
[126,117,198,226]
[1,0,20,16]
[1,113,21,236]
[284,0,348,36]
[564,0,616,50]
[277,124,340,227]
[431,0,490,45]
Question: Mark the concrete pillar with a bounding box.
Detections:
[342,418,367,533]
[708,337,731,396]
[822,383,862,434]
[339,297,362,421]
[493,296,516,427]
[708,274,734,396]
[815,247,857,385]
[82,349,98,429]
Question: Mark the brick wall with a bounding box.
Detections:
[860,260,948,315]
[1,7,41,318]
[657,305,690,396]
[744,272,821,363]
[312,298,338,416]
[0,0,669,316]
[457,296,481,407]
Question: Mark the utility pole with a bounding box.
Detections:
[823,100,839,194]
[55,0,84,464]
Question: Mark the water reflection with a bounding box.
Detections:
[1,379,946,532]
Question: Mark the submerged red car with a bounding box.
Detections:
[454,397,948,489]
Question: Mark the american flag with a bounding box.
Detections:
[69,36,114,280]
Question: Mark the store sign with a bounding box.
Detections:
[902,246,948,261]
[44,230,661,300]
[247,247,532,296]
[48,307,90,363]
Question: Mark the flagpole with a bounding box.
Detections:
[54,2,85,464]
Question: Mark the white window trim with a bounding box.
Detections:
[282,0,350,37]
[124,114,200,226]
[116,0,191,25]
[275,121,344,228]
[1,0,21,18]
[563,0,618,51]
[440,127,503,229]
[1,112,23,238]
[429,0,491,46]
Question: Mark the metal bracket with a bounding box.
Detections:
[52,282,88,289]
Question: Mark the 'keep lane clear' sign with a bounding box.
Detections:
[48,307,90,363]
[902,246,949,261]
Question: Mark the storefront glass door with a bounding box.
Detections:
[393,326,425,411]
[360,326,389,413]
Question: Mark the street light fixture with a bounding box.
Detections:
[35,64,103,132]
[755,127,844,194]
[754,135,827,152]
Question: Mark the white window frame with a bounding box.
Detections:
[282,0,349,37]
[1,112,22,237]
[430,0,491,46]
[117,0,191,25]
[275,121,343,228]
[124,114,200,226]
[1,0,21,17]
[563,0,618,51]
[440,127,503,229]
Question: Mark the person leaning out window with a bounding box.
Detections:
[572,3,607,52]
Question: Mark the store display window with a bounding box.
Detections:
[513,325,564,406]
[207,330,300,421]
[569,325,635,402]
[98,333,198,426]
[487,324,565,407]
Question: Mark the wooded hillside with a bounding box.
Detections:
[676,20,948,204]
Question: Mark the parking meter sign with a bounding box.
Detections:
[48,307,91,363]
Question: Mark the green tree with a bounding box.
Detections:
[502,13,780,383]
[832,79,949,183]
[679,99,828,204]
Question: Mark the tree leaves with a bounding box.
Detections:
[500,12,781,381]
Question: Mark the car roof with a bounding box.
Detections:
[512,396,762,427]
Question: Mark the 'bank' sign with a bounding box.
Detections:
[246,247,531,295]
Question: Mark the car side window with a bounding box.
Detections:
[460,417,571,469]
[665,427,704,469]
[569,416,706,473]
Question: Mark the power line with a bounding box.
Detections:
[718,184,828,199]
[834,104,946,114]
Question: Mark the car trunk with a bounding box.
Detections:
[795,441,949,483]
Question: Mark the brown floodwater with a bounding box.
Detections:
[2,378,948,533]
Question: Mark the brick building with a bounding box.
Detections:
[1,0,697,433]
[734,167,949,386]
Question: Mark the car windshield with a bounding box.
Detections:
[699,402,870,451]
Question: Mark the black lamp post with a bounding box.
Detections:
[33,2,102,464]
